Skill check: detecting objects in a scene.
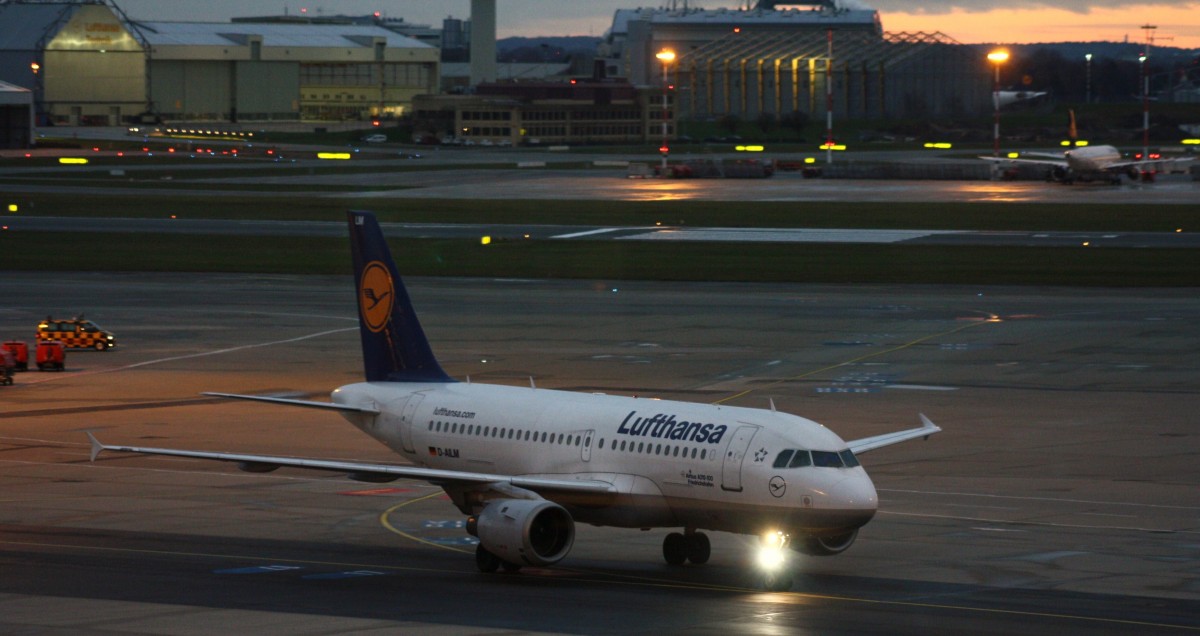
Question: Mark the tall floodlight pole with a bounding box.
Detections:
[825,29,833,165]
[987,50,1009,159]
[1084,53,1092,104]
[1140,24,1156,167]
[656,49,675,172]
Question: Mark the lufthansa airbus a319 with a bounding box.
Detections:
[89,211,942,591]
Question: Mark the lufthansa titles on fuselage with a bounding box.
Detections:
[433,406,476,419]
[617,411,728,445]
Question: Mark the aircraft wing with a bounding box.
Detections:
[847,414,941,454]
[978,155,1066,167]
[1097,157,1194,172]
[87,433,616,496]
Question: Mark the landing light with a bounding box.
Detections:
[757,531,790,572]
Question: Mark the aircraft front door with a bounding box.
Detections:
[721,424,759,492]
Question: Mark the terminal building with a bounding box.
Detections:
[414,69,659,146]
[0,0,438,125]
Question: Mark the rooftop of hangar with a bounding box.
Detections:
[128,21,434,51]
[677,29,967,70]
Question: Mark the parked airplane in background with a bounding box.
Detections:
[981,110,1193,184]
[89,211,942,591]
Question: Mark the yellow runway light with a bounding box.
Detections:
[58,158,88,165]
[317,152,351,160]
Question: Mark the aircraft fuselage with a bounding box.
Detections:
[332,381,878,539]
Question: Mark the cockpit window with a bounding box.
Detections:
[773,449,852,469]
[788,450,812,468]
[812,450,844,468]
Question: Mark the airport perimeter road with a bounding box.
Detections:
[1,273,1198,634]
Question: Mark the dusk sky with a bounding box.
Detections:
[113,1,1199,49]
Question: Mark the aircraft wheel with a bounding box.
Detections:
[663,532,687,565]
[475,544,500,573]
[685,532,710,565]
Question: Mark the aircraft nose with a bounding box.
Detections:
[836,471,878,513]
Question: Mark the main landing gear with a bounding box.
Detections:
[662,531,710,565]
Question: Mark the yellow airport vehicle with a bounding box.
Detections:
[36,317,116,351]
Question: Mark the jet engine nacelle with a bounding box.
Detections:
[795,529,858,556]
[473,499,575,567]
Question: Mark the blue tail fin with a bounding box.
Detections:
[347,211,454,383]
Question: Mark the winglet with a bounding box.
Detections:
[918,413,941,440]
[87,432,105,462]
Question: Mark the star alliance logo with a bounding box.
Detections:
[753,447,768,463]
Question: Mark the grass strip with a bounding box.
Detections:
[2,232,1194,287]
[3,193,1198,232]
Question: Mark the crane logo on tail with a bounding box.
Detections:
[359,261,394,333]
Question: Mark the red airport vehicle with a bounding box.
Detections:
[2,341,29,371]
[0,348,13,385]
[36,340,65,371]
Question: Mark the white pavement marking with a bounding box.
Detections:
[15,327,357,385]
[618,227,960,243]
[550,227,625,239]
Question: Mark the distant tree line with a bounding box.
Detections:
[1003,48,1200,103]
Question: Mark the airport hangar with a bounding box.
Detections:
[0,0,439,125]
[0,0,992,141]
[0,79,33,148]
[600,1,994,121]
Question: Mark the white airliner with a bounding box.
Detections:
[981,144,1192,184]
[89,211,942,590]
[980,111,1193,184]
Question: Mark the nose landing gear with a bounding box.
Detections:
[756,531,793,591]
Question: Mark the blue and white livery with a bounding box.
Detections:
[89,210,941,590]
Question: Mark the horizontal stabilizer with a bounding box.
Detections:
[202,392,380,414]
